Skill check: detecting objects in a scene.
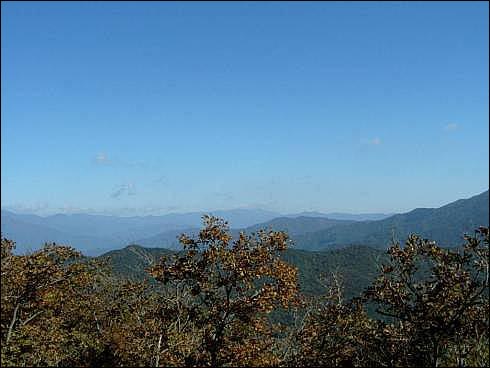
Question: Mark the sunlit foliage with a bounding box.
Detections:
[1,239,107,366]
[147,215,299,366]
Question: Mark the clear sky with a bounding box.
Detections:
[1,1,489,216]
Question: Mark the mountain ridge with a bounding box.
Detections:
[2,190,488,254]
[293,190,489,250]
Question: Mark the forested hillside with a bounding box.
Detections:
[100,244,386,300]
[294,190,489,250]
[2,218,488,367]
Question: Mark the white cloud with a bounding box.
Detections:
[94,153,111,165]
[3,202,50,215]
[444,123,458,131]
[93,153,150,169]
[360,137,382,146]
[1,203,187,216]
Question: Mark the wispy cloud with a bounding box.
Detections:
[1,203,186,216]
[111,183,136,198]
[3,202,50,214]
[444,123,458,131]
[360,137,382,146]
[125,160,148,169]
[93,153,149,169]
[94,153,111,165]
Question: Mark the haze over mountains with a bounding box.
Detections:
[135,216,355,251]
[293,190,489,250]
[283,212,393,221]
[1,190,488,255]
[0,208,390,255]
[1,209,279,255]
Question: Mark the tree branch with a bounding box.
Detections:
[21,310,43,326]
[6,303,20,344]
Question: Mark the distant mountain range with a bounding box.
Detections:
[284,211,393,221]
[243,216,354,236]
[135,191,489,251]
[0,214,117,255]
[0,208,280,255]
[1,190,488,254]
[293,190,489,250]
[134,216,354,250]
[96,190,489,313]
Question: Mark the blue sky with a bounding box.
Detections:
[1,1,489,216]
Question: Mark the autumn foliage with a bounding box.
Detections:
[1,217,489,367]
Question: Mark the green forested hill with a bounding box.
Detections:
[293,190,489,250]
[97,190,488,297]
[281,245,386,298]
[100,244,174,280]
[99,244,386,299]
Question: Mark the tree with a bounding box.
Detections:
[148,215,299,366]
[1,238,108,366]
[283,272,382,367]
[363,227,489,367]
[285,227,489,367]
